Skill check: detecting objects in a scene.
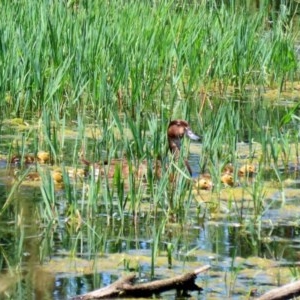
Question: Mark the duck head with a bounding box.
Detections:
[167,120,200,153]
[167,120,200,175]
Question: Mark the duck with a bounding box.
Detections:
[222,163,256,178]
[167,120,200,175]
[194,173,214,190]
[13,168,63,186]
[51,169,63,184]
[81,119,200,181]
[219,163,256,187]
[10,154,35,165]
[80,156,148,180]
[221,172,235,187]
[220,163,235,187]
[36,151,50,164]
[9,151,50,165]
[194,170,235,190]
[238,164,256,177]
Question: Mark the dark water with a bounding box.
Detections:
[1,168,300,299]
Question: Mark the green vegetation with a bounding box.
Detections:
[0,0,299,119]
[0,0,300,298]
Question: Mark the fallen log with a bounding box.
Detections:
[257,280,300,300]
[71,265,210,300]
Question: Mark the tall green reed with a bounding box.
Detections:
[200,100,240,173]
[39,166,58,221]
[151,218,167,279]
[1,1,300,287]
[0,0,299,122]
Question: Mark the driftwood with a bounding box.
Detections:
[257,280,300,300]
[71,265,210,300]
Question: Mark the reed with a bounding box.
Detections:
[151,218,166,278]
[39,166,58,221]
[200,100,240,173]
[225,247,243,298]
[1,1,300,297]
[0,0,298,120]
[0,167,31,215]
[249,169,266,221]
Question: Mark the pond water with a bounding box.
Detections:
[1,100,300,299]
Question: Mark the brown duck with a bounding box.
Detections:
[81,119,200,180]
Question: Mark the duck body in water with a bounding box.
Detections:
[167,120,200,175]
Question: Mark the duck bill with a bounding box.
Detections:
[185,128,200,141]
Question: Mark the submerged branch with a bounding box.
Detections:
[71,265,210,300]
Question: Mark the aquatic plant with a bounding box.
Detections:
[225,248,243,297]
[1,1,300,298]
[0,0,298,121]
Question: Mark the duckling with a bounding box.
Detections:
[194,169,235,189]
[238,164,256,177]
[221,172,235,187]
[67,167,87,180]
[81,158,136,180]
[37,151,50,164]
[10,154,36,165]
[222,163,234,174]
[22,169,63,184]
[9,151,51,165]
[194,173,213,190]
[52,170,63,184]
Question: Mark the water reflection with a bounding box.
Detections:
[1,101,300,298]
[1,176,300,298]
[52,273,118,300]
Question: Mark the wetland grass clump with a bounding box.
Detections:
[151,218,167,279]
[0,0,299,121]
[39,166,59,221]
[200,101,240,172]
[1,1,300,297]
